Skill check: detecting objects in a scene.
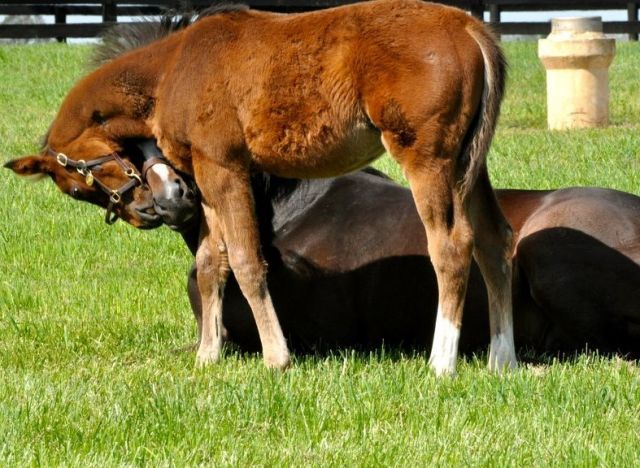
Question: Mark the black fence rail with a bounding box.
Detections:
[0,1,638,41]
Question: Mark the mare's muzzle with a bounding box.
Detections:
[137,140,200,231]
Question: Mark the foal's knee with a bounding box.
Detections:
[195,239,230,295]
[228,250,268,294]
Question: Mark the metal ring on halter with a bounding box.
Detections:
[56,153,68,167]
[109,191,121,204]
[125,167,143,185]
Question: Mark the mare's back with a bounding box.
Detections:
[519,187,640,262]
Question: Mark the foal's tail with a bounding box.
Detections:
[458,23,507,199]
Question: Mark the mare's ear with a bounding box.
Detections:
[4,155,53,177]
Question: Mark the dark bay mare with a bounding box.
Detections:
[5,0,516,374]
[178,169,640,358]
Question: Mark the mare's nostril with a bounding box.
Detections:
[174,178,185,198]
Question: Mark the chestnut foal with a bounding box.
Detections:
[6,1,515,374]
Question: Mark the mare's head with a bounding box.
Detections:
[4,16,201,229]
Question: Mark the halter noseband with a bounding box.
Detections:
[47,147,143,224]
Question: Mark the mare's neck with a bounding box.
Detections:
[251,173,335,234]
[179,214,202,256]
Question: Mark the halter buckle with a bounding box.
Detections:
[56,153,68,167]
[125,167,143,185]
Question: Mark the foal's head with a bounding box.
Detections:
[3,33,163,224]
[5,137,198,229]
[5,14,201,228]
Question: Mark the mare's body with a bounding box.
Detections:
[182,170,640,356]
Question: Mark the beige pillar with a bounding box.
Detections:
[538,17,616,130]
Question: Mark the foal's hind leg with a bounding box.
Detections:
[469,169,517,371]
[395,152,475,376]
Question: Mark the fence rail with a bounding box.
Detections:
[0,1,638,41]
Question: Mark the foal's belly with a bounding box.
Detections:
[247,122,385,178]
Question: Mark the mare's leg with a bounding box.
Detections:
[469,170,517,371]
[193,152,290,369]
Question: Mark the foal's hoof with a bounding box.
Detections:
[195,348,221,368]
[263,350,291,370]
[428,358,457,377]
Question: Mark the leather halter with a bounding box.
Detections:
[137,139,168,180]
[47,147,143,224]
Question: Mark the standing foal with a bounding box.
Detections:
[8,0,515,374]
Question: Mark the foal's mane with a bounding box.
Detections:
[91,3,249,66]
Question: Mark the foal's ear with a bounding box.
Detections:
[4,155,53,177]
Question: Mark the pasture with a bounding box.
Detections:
[1,40,639,465]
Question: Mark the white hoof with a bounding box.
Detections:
[195,345,221,368]
[429,313,460,377]
[263,347,291,370]
[429,355,457,377]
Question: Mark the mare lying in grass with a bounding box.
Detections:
[178,167,640,358]
[9,148,639,358]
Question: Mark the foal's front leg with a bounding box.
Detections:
[195,211,228,365]
[193,154,290,370]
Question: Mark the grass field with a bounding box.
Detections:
[1,41,639,465]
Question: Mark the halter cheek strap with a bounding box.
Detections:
[47,147,144,225]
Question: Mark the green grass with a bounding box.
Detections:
[1,41,640,465]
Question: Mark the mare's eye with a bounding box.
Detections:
[71,186,81,198]
[91,111,107,125]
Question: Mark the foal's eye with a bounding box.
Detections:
[71,187,81,198]
[91,111,107,125]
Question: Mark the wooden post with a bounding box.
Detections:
[469,0,484,20]
[539,17,615,130]
[489,3,501,39]
[103,0,117,24]
[54,5,66,43]
[629,2,639,41]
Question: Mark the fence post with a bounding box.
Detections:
[489,3,501,39]
[469,0,484,20]
[103,0,117,23]
[54,5,66,43]
[629,2,638,41]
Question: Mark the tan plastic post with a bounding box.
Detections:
[538,17,616,130]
